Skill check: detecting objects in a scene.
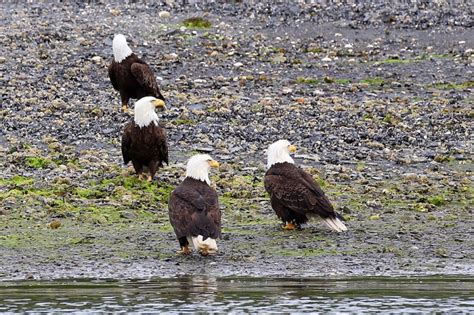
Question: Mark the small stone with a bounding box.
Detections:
[402,172,417,180]
[91,56,102,64]
[48,142,61,151]
[120,212,137,220]
[49,220,61,229]
[163,53,178,61]
[366,141,384,149]
[271,53,287,64]
[52,99,66,110]
[324,76,334,83]
[91,107,103,117]
[109,8,120,16]
[233,62,243,68]
[366,200,382,208]
[321,56,332,62]
[368,214,380,220]
[159,11,171,19]
[103,128,115,135]
[282,87,293,94]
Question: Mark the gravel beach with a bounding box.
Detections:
[0,1,472,280]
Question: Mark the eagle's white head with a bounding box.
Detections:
[267,139,297,169]
[134,96,166,128]
[186,154,219,185]
[113,34,133,62]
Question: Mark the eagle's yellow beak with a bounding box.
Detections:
[288,145,297,153]
[152,99,166,109]
[209,160,219,168]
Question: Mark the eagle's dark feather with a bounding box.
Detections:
[121,122,168,179]
[108,54,164,107]
[169,177,221,243]
[264,162,341,225]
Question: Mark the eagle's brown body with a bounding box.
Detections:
[121,122,168,179]
[168,177,221,250]
[108,54,164,108]
[264,162,344,227]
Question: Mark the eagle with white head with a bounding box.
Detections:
[168,154,221,255]
[264,140,347,232]
[108,34,165,113]
[121,96,168,182]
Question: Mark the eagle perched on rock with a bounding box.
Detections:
[108,34,165,113]
[121,96,168,182]
[168,154,221,255]
[264,140,347,232]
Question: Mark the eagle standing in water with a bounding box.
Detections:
[168,154,221,255]
[108,34,165,113]
[121,96,168,182]
[264,140,347,232]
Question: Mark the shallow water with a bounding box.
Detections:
[0,276,473,313]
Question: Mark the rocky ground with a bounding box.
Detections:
[0,1,472,280]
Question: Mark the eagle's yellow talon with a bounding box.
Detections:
[147,175,153,182]
[282,222,297,230]
[177,246,191,255]
[122,104,129,113]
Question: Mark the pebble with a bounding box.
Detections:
[49,220,61,229]
[159,11,171,19]
[91,56,102,64]
[163,53,178,61]
[282,87,293,94]
[120,212,137,220]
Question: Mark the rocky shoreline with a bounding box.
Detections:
[0,2,472,280]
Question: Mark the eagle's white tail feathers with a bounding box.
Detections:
[192,235,218,255]
[323,217,348,232]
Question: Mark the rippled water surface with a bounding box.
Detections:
[1,276,473,313]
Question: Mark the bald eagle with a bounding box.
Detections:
[121,96,168,182]
[264,140,347,232]
[108,34,165,113]
[168,154,221,255]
